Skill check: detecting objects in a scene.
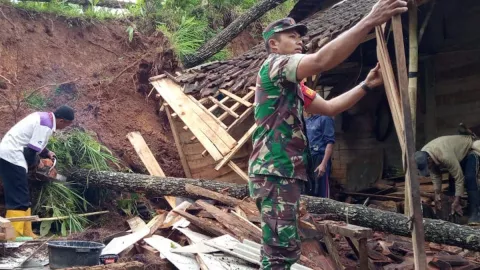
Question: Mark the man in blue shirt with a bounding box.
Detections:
[305,112,335,198]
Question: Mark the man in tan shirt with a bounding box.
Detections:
[415,135,479,224]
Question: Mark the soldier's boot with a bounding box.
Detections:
[5,210,26,238]
[23,208,38,239]
[467,191,480,225]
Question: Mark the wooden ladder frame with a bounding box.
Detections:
[150,75,256,182]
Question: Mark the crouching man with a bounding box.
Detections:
[415,134,480,225]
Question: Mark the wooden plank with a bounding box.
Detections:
[154,78,235,153]
[375,26,405,153]
[208,96,239,118]
[322,230,345,270]
[184,96,237,150]
[6,216,39,222]
[218,89,255,122]
[173,209,232,237]
[127,132,166,177]
[184,184,259,217]
[219,89,253,107]
[215,124,256,170]
[196,200,261,243]
[390,17,428,268]
[152,80,225,160]
[226,106,254,132]
[0,217,11,228]
[324,222,373,240]
[228,161,249,182]
[126,131,176,207]
[188,95,228,129]
[166,106,192,178]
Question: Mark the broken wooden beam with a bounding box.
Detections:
[68,169,480,251]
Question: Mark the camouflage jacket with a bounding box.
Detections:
[248,53,309,181]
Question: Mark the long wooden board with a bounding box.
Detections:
[155,78,237,150]
[152,79,224,160]
[166,107,192,178]
[157,78,236,152]
[127,131,176,208]
[215,124,256,170]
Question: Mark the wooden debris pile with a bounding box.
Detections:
[341,174,466,222]
[97,183,480,270]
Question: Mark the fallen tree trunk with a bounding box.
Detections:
[68,169,480,251]
[182,0,288,68]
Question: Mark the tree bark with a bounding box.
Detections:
[68,169,480,251]
[182,0,287,68]
[19,0,135,9]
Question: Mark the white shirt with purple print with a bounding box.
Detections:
[0,112,56,170]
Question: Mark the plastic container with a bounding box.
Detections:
[47,240,105,269]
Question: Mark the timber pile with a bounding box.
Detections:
[93,182,480,270]
[341,174,460,221]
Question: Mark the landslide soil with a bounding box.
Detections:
[0,5,184,176]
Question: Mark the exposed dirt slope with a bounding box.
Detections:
[0,5,184,176]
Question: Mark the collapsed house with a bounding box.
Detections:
[153,0,480,210]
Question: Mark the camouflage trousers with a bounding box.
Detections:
[249,175,301,270]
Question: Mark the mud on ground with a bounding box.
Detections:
[0,5,184,176]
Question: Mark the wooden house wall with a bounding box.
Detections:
[172,115,251,184]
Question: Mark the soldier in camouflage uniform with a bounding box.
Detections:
[247,0,408,269]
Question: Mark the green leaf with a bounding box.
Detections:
[61,222,67,236]
[40,220,53,237]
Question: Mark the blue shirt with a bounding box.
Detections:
[305,115,335,156]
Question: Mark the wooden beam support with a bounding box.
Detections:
[215,124,256,171]
[188,95,228,129]
[228,161,249,182]
[208,96,240,119]
[408,0,419,142]
[219,89,252,107]
[165,106,192,178]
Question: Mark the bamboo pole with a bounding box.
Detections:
[33,211,109,222]
[409,0,418,141]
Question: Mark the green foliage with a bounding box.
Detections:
[117,193,140,217]
[157,16,208,60]
[47,128,121,172]
[24,92,48,110]
[13,0,129,21]
[35,182,91,236]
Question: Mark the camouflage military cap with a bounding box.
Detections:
[262,17,308,41]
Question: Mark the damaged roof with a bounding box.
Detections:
[175,0,378,97]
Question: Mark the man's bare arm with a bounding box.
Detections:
[296,0,408,81]
[306,64,382,116]
[305,84,366,116]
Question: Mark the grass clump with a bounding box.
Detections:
[35,182,91,236]
[24,92,48,110]
[47,128,121,172]
[34,129,122,236]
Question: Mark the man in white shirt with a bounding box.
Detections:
[0,105,74,238]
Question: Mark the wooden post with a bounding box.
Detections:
[408,0,419,142]
[376,18,427,268]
